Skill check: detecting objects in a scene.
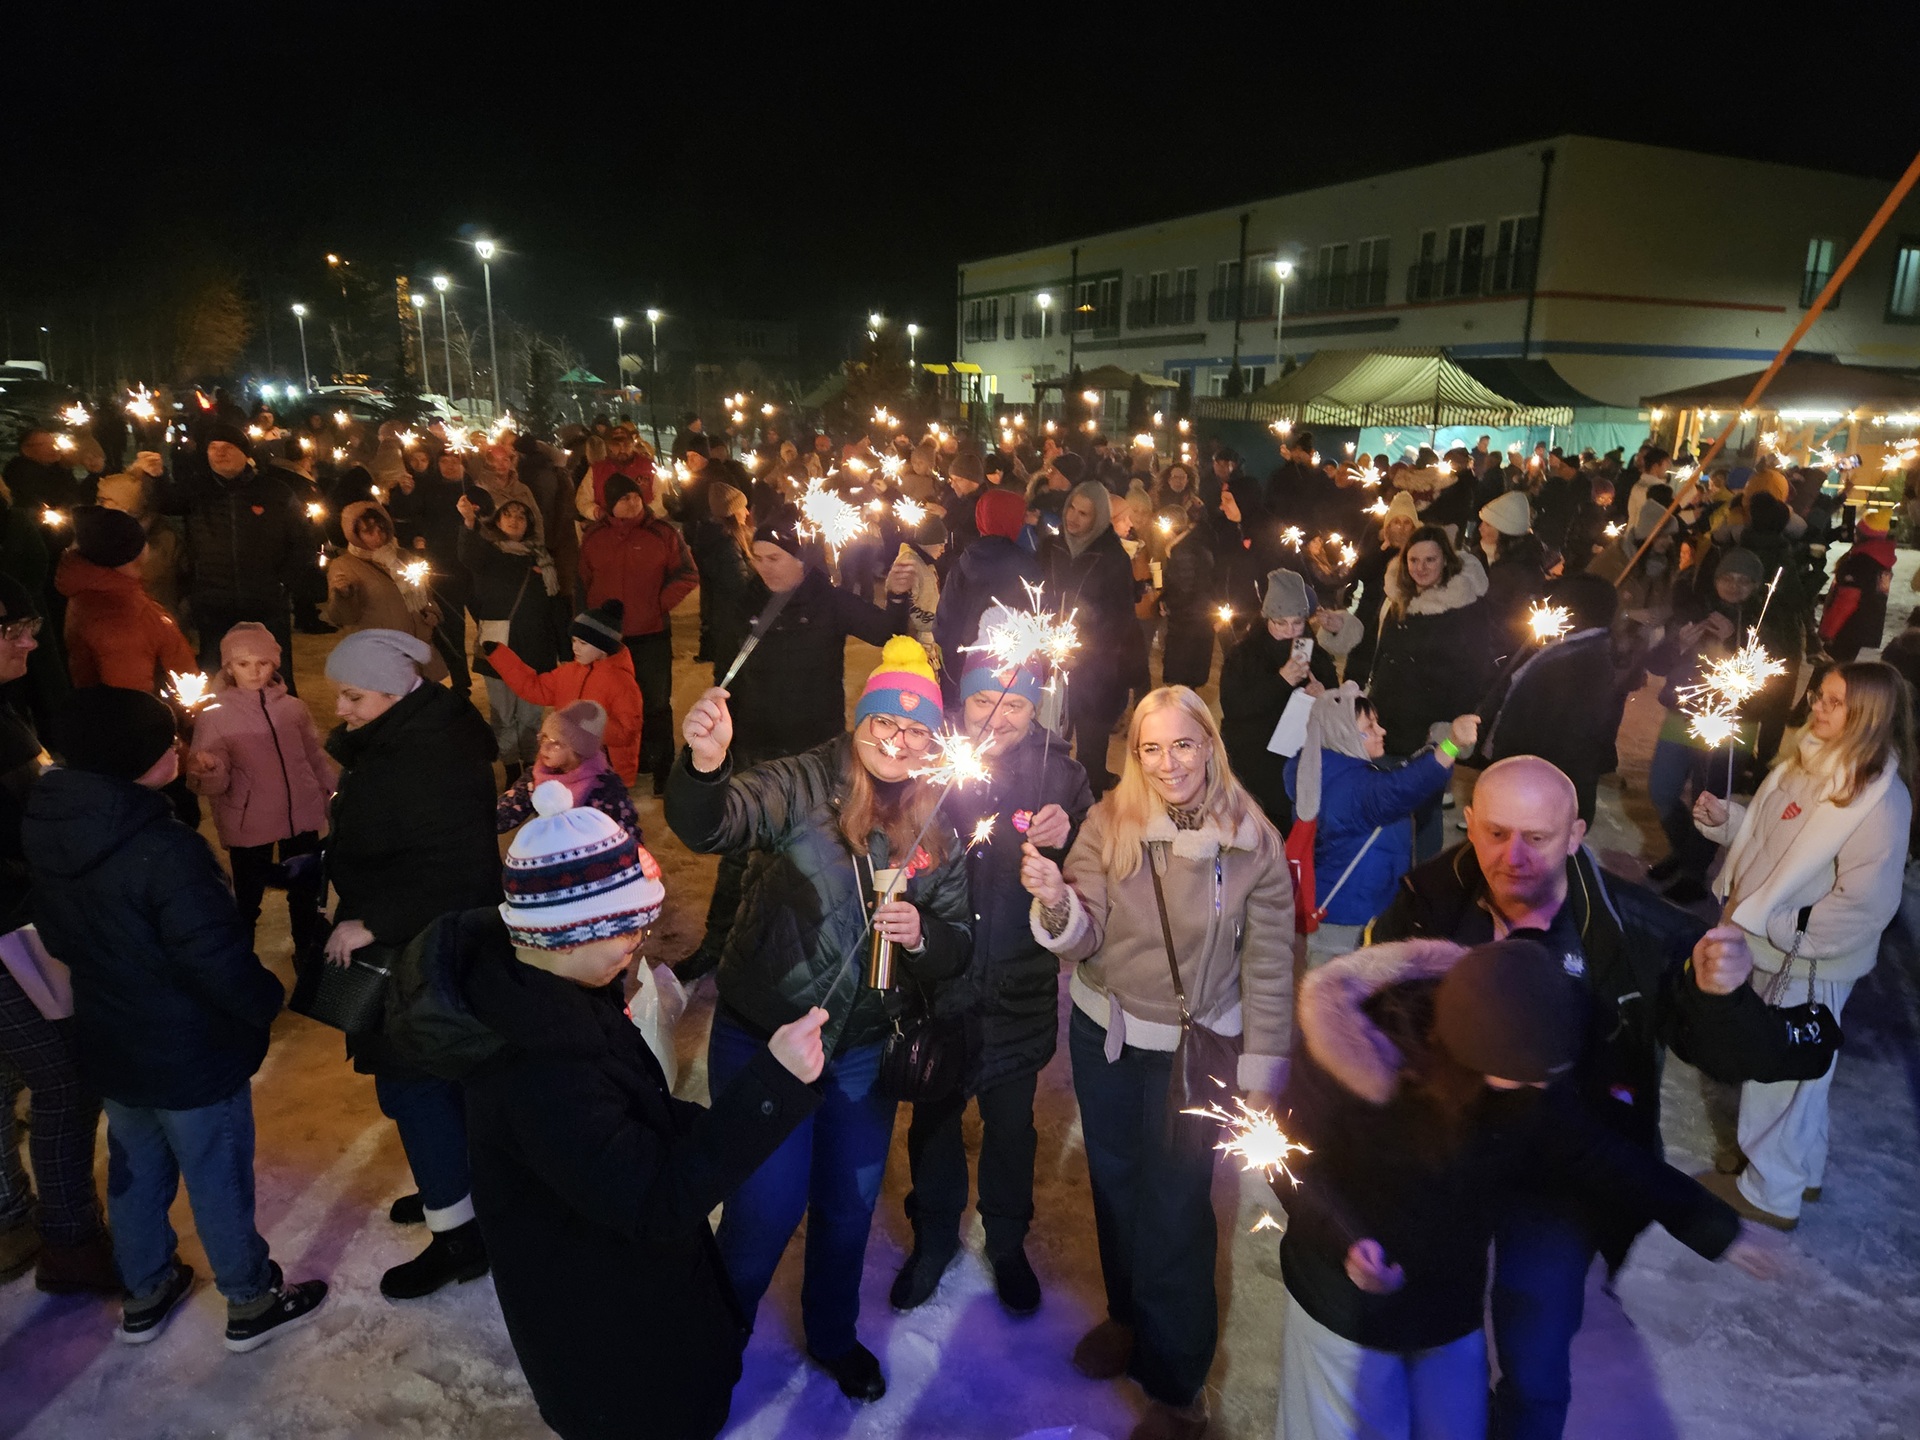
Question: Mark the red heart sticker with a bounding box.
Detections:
[250,505,265,515]
[1781,801,1802,820]
[1012,810,1034,833]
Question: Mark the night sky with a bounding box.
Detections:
[9,15,1915,376]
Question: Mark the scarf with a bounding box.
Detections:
[1294,682,1375,823]
[485,526,560,597]
[347,539,435,616]
[532,746,610,808]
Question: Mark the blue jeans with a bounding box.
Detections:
[104,1085,275,1307]
[1489,1203,1597,1440]
[1069,1008,1220,1409]
[375,1073,471,1212]
[1647,737,1730,879]
[707,1009,894,1360]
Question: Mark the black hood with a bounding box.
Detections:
[327,678,497,770]
[23,769,175,880]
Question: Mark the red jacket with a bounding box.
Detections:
[578,514,698,638]
[588,455,657,512]
[489,642,644,783]
[56,550,197,691]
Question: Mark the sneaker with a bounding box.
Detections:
[807,1341,886,1402]
[119,1259,195,1344]
[388,1193,425,1225]
[380,1219,488,1299]
[990,1247,1042,1317]
[888,1245,955,1312]
[37,1230,122,1295]
[225,1265,329,1353]
[1071,1318,1134,1380]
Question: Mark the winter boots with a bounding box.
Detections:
[888,1243,955,1312]
[806,1340,887,1402]
[990,1246,1042,1317]
[118,1259,196,1344]
[380,1218,489,1299]
[388,1192,425,1225]
[1071,1318,1135,1380]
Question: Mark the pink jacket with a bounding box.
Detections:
[185,682,339,849]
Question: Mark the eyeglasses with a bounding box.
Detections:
[867,714,935,752]
[0,617,42,643]
[1136,738,1206,765]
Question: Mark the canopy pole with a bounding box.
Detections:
[1613,144,1920,588]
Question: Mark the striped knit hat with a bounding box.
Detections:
[500,781,664,949]
[854,635,942,726]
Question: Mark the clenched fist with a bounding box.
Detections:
[682,687,733,773]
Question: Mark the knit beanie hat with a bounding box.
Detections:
[959,605,1047,709]
[604,474,643,511]
[500,781,665,949]
[1262,568,1313,622]
[1857,510,1892,538]
[916,515,949,547]
[1433,938,1584,1084]
[707,482,747,519]
[1747,467,1790,505]
[1293,683,1374,823]
[1725,466,1753,493]
[571,599,625,654]
[72,505,147,568]
[204,421,253,457]
[546,699,607,759]
[1479,490,1532,537]
[324,627,433,695]
[975,486,1027,540]
[220,621,283,671]
[1381,491,1420,529]
[949,448,984,485]
[1714,546,1765,585]
[55,687,177,782]
[0,572,35,625]
[753,516,805,558]
[1053,453,1085,486]
[855,635,942,726]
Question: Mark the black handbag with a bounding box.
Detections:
[1150,847,1241,1131]
[1756,905,1844,1082]
[289,943,397,1035]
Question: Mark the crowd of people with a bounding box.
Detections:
[0,391,1914,1440]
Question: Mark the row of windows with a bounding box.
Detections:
[1803,236,1920,321]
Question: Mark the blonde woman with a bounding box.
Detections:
[1694,661,1914,1231]
[1020,686,1293,1440]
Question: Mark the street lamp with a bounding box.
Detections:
[645,308,662,448]
[867,311,883,343]
[1273,259,1294,367]
[906,322,919,368]
[612,317,627,409]
[474,239,501,417]
[290,303,311,390]
[410,293,430,394]
[431,276,454,413]
[1036,291,1052,338]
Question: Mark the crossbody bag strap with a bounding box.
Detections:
[503,567,533,627]
[1761,903,1817,1008]
[1146,843,1192,1023]
[1315,827,1383,917]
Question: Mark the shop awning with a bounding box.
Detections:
[1640,357,1920,416]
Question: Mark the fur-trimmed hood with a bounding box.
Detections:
[1387,552,1487,617]
[1297,938,1465,1104]
[1141,804,1269,860]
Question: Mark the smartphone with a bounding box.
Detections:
[1291,637,1314,668]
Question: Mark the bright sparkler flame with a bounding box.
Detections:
[1181,1096,1310,1187]
[1358,465,1382,487]
[968,816,997,851]
[1367,498,1390,516]
[800,480,868,556]
[443,428,475,455]
[1694,642,1787,706]
[908,729,995,790]
[246,425,264,440]
[1280,526,1305,550]
[1527,602,1573,643]
[40,507,67,526]
[125,387,158,422]
[305,502,324,520]
[1338,542,1358,567]
[396,429,418,448]
[1686,706,1740,749]
[489,412,515,438]
[1604,522,1624,537]
[168,671,213,709]
[331,447,348,462]
[959,581,1082,673]
[1155,516,1172,534]
[1216,604,1235,624]
[1250,1211,1285,1234]
[893,496,927,529]
[53,435,75,454]
[332,410,349,426]
[400,560,430,588]
[61,403,90,427]
[879,454,905,481]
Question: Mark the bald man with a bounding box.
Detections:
[1363,756,1790,1440]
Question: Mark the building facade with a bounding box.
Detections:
[955,135,1920,411]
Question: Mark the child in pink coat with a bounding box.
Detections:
[184,623,339,952]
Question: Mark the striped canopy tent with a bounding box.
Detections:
[1034,364,1180,393]
[1234,348,1574,427]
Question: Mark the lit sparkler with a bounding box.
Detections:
[1604,522,1623,538]
[1338,542,1358,567]
[1526,602,1573,644]
[1686,705,1740,750]
[1250,1211,1285,1234]
[332,410,349,427]
[125,387,158,422]
[967,816,997,851]
[1358,465,1382,488]
[305,502,325,521]
[331,447,347,462]
[53,435,75,455]
[892,495,927,529]
[800,480,868,557]
[246,425,264,440]
[960,581,1082,672]
[1181,1096,1311,1187]
[400,560,430,588]
[40,507,67,527]
[60,403,90,427]
[908,728,994,790]
[168,671,213,710]
[1216,604,1235,624]
[1155,516,1173,535]
[1367,497,1390,517]
[1280,526,1305,550]
[489,412,515,439]
[879,454,905,482]
[396,429,418,448]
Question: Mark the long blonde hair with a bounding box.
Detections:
[1097,686,1266,880]
[1792,661,1916,807]
[839,726,949,868]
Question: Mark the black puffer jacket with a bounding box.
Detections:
[1484,628,1623,823]
[165,465,307,610]
[1367,557,1495,757]
[665,736,972,1055]
[459,525,563,676]
[24,768,282,1109]
[1218,625,1339,831]
[1041,527,1136,710]
[935,728,1093,1092]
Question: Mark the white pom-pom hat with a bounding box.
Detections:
[499,780,664,949]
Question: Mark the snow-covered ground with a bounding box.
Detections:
[4,553,1919,1439]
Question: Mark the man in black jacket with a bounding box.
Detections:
[25,687,327,1350]
[1363,756,1786,1440]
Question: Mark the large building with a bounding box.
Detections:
[954,135,1920,414]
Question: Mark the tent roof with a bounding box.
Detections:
[1035,364,1179,391]
[798,371,849,408]
[559,367,605,385]
[1640,356,1920,413]
[1240,349,1572,426]
[1451,356,1613,410]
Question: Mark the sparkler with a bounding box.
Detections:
[1604,522,1624,538]
[168,671,213,710]
[488,412,515,439]
[60,403,90,427]
[1338,542,1358,568]
[400,560,430,588]
[892,495,927,529]
[1280,526,1305,550]
[53,435,75,455]
[125,387,158,422]
[967,816,997,852]
[1155,516,1173,535]
[1216,604,1235,625]
[1181,1096,1311,1187]
[1358,465,1382,488]
[1250,1211,1285,1234]
[1675,568,1786,791]
[442,428,475,455]
[40,507,67,527]
[879,454,905,482]
[247,425,264,440]
[1366,497,1390,517]
[396,429,418,448]
[331,447,347,462]
[959,581,1081,672]
[306,502,325,521]
[1526,602,1573,644]
[799,480,868,558]
[332,410,349,427]
[298,436,315,453]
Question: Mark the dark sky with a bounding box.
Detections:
[9,13,1916,376]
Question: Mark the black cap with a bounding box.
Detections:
[56,687,177,782]
[73,506,147,569]
[1434,939,1584,1083]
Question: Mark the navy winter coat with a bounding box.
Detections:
[1283,749,1450,925]
[25,768,283,1109]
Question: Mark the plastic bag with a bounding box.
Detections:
[630,962,688,1090]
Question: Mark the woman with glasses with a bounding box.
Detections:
[665,636,973,1405]
[1019,685,1292,1440]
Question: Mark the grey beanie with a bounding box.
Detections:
[1262,568,1313,622]
[324,628,433,695]
[1716,547,1765,584]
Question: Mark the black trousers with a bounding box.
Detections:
[1065,680,1125,796]
[903,1070,1040,1259]
[624,631,674,772]
[228,832,325,952]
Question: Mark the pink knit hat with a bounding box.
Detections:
[220,622,282,669]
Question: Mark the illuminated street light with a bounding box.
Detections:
[290,303,311,389]
[613,316,627,403]
[473,239,501,416]
[410,293,431,393]
[645,309,663,447]
[431,276,455,412]
[1274,258,1295,364]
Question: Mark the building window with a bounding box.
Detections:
[1354,236,1390,306]
[1165,366,1192,393]
[1172,267,1197,324]
[1801,238,1842,309]
[1004,302,1017,340]
[1889,239,1920,322]
[1410,230,1438,301]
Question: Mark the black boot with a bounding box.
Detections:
[388,1193,425,1225]
[989,1246,1042,1316]
[807,1340,886,1402]
[888,1242,956,1312]
[380,1219,488,1299]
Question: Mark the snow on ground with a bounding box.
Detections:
[4,554,1920,1439]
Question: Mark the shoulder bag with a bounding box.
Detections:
[290,941,398,1035]
[1755,905,1844,1081]
[1149,845,1241,1132]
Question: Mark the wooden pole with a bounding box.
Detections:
[1613,145,1920,587]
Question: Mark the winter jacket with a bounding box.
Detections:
[721,569,909,760]
[1159,531,1218,688]
[1341,541,1401,688]
[1484,628,1623,823]
[513,437,581,596]
[1283,749,1449,925]
[1040,527,1137,712]
[459,525,563,677]
[1034,800,1294,1094]
[55,550,197,691]
[933,535,1047,704]
[1364,842,1797,1257]
[24,768,283,1110]
[664,737,972,1057]
[1218,626,1339,831]
[163,465,307,611]
[936,729,1093,1092]
[689,524,757,661]
[497,761,639,838]
[185,680,337,849]
[1280,939,1738,1351]
[396,907,818,1440]
[1367,556,1495,757]
[1819,535,1894,654]
[0,708,43,934]
[579,514,698,639]
[384,471,476,566]
[1480,533,1550,657]
[488,644,643,784]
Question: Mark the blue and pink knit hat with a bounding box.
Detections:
[500,782,664,949]
[854,636,942,726]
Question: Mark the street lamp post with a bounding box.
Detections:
[1273,259,1294,371]
[411,292,430,394]
[906,322,919,368]
[645,308,662,449]
[290,304,311,390]
[1034,293,1052,419]
[612,316,627,413]
[432,276,454,415]
[474,239,501,417]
